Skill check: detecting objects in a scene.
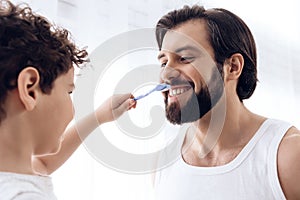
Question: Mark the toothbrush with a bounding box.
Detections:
[133,83,171,101]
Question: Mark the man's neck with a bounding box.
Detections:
[182,98,266,167]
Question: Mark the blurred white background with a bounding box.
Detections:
[10,0,300,199]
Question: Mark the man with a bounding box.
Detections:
[154,5,300,199]
[0,1,135,199]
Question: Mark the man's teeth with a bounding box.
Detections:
[169,88,189,97]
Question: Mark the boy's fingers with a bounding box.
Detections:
[111,99,131,119]
[112,93,132,109]
[129,94,137,108]
[128,99,136,110]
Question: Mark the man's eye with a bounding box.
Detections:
[161,62,167,68]
[68,91,73,94]
[180,56,194,63]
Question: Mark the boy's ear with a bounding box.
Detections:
[223,53,244,81]
[17,67,41,111]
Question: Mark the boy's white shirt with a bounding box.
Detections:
[0,172,57,200]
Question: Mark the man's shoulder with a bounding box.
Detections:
[277,126,300,199]
[278,126,300,168]
[279,126,300,155]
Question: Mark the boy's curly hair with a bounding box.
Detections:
[0,0,88,121]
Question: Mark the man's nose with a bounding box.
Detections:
[160,65,180,83]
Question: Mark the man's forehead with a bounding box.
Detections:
[160,30,207,54]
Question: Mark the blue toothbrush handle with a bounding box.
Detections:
[133,95,145,101]
[133,89,155,100]
[133,83,170,101]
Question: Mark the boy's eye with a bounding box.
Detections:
[161,63,167,68]
[68,91,73,94]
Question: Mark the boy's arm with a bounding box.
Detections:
[277,127,300,199]
[32,94,136,175]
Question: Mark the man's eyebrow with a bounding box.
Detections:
[157,45,202,60]
[174,45,202,54]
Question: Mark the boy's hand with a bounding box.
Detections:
[95,93,136,124]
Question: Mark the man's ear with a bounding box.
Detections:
[223,53,244,81]
[17,67,41,111]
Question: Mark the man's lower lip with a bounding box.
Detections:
[168,95,178,104]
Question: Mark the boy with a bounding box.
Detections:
[0,0,136,199]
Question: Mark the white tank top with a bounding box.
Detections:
[154,119,292,200]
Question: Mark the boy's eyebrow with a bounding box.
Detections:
[69,83,75,89]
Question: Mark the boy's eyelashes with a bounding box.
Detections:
[68,84,75,94]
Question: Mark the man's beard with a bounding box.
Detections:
[165,68,224,125]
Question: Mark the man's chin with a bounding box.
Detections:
[165,102,182,125]
[165,102,201,125]
[165,92,215,124]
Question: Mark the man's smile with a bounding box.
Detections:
[169,85,192,97]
